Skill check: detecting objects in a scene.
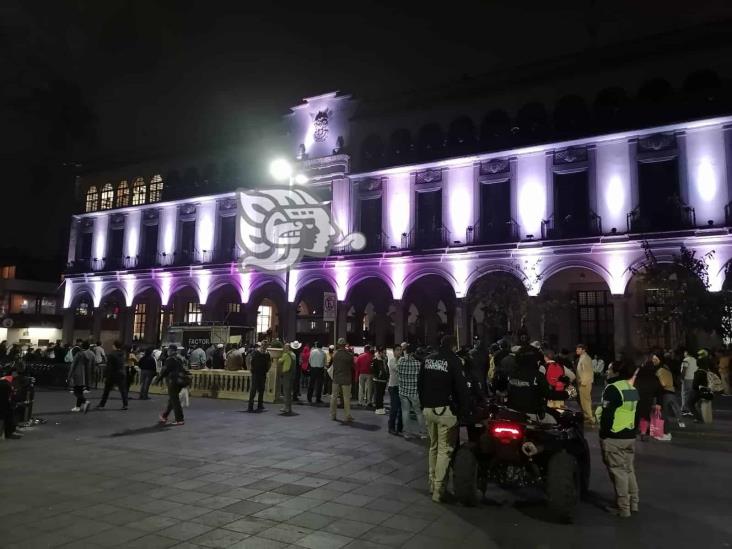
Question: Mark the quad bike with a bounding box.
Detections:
[453,402,590,523]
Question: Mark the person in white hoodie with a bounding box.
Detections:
[680,349,698,416]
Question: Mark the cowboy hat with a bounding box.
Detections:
[290,340,302,350]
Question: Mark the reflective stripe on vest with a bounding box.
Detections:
[608,379,638,433]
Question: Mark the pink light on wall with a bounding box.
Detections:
[686,125,727,225]
[596,140,630,234]
[92,215,109,263]
[196,201,216,258]
[157,272,172,306]
[452,259,469,298]
[159,207,177,256]
[386,172,411,247]
[335,262,350,301]
[125,211,141,259]
[391,261,406,300]
[288,269,299,303]
[92,278,103,307]
[516,154,546,238]
[63,280,74,309]
[123,274,136,306]
[607,252,630,295]
[446,166,473,243]
[239,272,252,303]
[197,270,212,304]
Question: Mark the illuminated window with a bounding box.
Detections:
[257,305,272,334]
[100,183,114,210]
[75,298,91,317]
[149,174,163,203]
[132,177,146,205]
[116,181,130,208]
[10,294,36,314]
[226,303,241,313]
[0,266,16,279]
[133,303,147,340]
[186,301,202,324]
[85,186,99,212]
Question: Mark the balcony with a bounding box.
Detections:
[466,218,520,245]
[336,231,390,254]
[402,225,452,249]
[627,199,695,233]
[541,210,602,240]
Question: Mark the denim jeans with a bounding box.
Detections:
[681,379,693,412]
[400,393,426,436]
[139,370,154,399]
[388,386,403,432]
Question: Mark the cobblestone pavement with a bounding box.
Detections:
[1,389,731,548]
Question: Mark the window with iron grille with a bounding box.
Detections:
[576,290,614,357]
[85,186,99,212]
[149,174,163,203]
[133,303,147,340]
[116,181,130,208]
[186,301,202,324]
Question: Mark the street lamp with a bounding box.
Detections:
[269,158,293,182]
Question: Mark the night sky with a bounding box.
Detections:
[2,0,732,264]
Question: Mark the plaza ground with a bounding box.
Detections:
[1,389,731,549]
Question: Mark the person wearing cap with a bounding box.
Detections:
[576,343,596,425]
[506,330,549,415]
[290,341,303,402]
[212,343,226,370]
[419,335,470,503]
[330,338,354,422]
[153,344,187,425]
[248,341,271,412]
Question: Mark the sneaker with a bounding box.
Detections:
[677,422,686,429]
[71,407,81,412]
[83,390,90,394]
[375,408,386,415]
[171,421,185,426]
[682,411,693,417]
[655,433,672,441]
[605,505,631,518]
[82,402,91,414]
[418,433,429,440]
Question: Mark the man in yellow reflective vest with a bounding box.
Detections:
[595,361,640,518]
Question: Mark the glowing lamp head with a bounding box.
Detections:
[294,173,309,185]
[269,158,293,182]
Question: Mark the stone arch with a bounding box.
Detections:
[466,270,529,343]
[248,281,287,341]
[464,263,528,298]
[345,276,395,346]
[536,259,614,296]
[207,282,245,322]
[402,266,460,299]
[344,272,395,303]
[402,272,457,346]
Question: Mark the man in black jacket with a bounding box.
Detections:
[507,333,548,415]
[248,342,271,412]
[96,341,129,410]
[418,335,470,503]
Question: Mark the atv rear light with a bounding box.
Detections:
[490,421,524,444]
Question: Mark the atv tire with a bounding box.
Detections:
[546,450,579,523]
[453,445,479,507]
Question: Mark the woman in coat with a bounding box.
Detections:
[67,347,90,413]
[635,355,663,440]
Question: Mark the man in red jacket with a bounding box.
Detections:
[355,346,374,407]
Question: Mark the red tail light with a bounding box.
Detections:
[489,420,524,444]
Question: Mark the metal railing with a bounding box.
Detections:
[541,210,602,240]
[402,225,452,249]
[466,218,520,245]
[627,199,696,233]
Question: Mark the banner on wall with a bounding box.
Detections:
[322,292,337,322]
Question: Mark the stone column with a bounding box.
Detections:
[283,302,297,342]
[159,305,172,342]
[145,301,161,344]
[454,298,470,347]
[334,300,347,343]
[62,308,75,344]
[393,300,404,344]
[611,295,629,358]
[120,306,134,347]
[373,310,389,347]
[91,307,103,343]
[525,296,542,343]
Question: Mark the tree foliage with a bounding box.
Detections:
[630,242,732,347]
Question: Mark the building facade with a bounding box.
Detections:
[63,90,732,358]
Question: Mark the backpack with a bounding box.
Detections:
[706,371,724,393]
[545,361,566,391]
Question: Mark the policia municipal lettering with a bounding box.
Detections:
[595,363,640,518]
[418,335,470,503]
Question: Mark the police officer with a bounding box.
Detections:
[596,361,640,518]
[418,335,470,503]
[507,331,549,414]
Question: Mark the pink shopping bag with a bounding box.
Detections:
[650,409,665,438]
[639,417,649,435]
